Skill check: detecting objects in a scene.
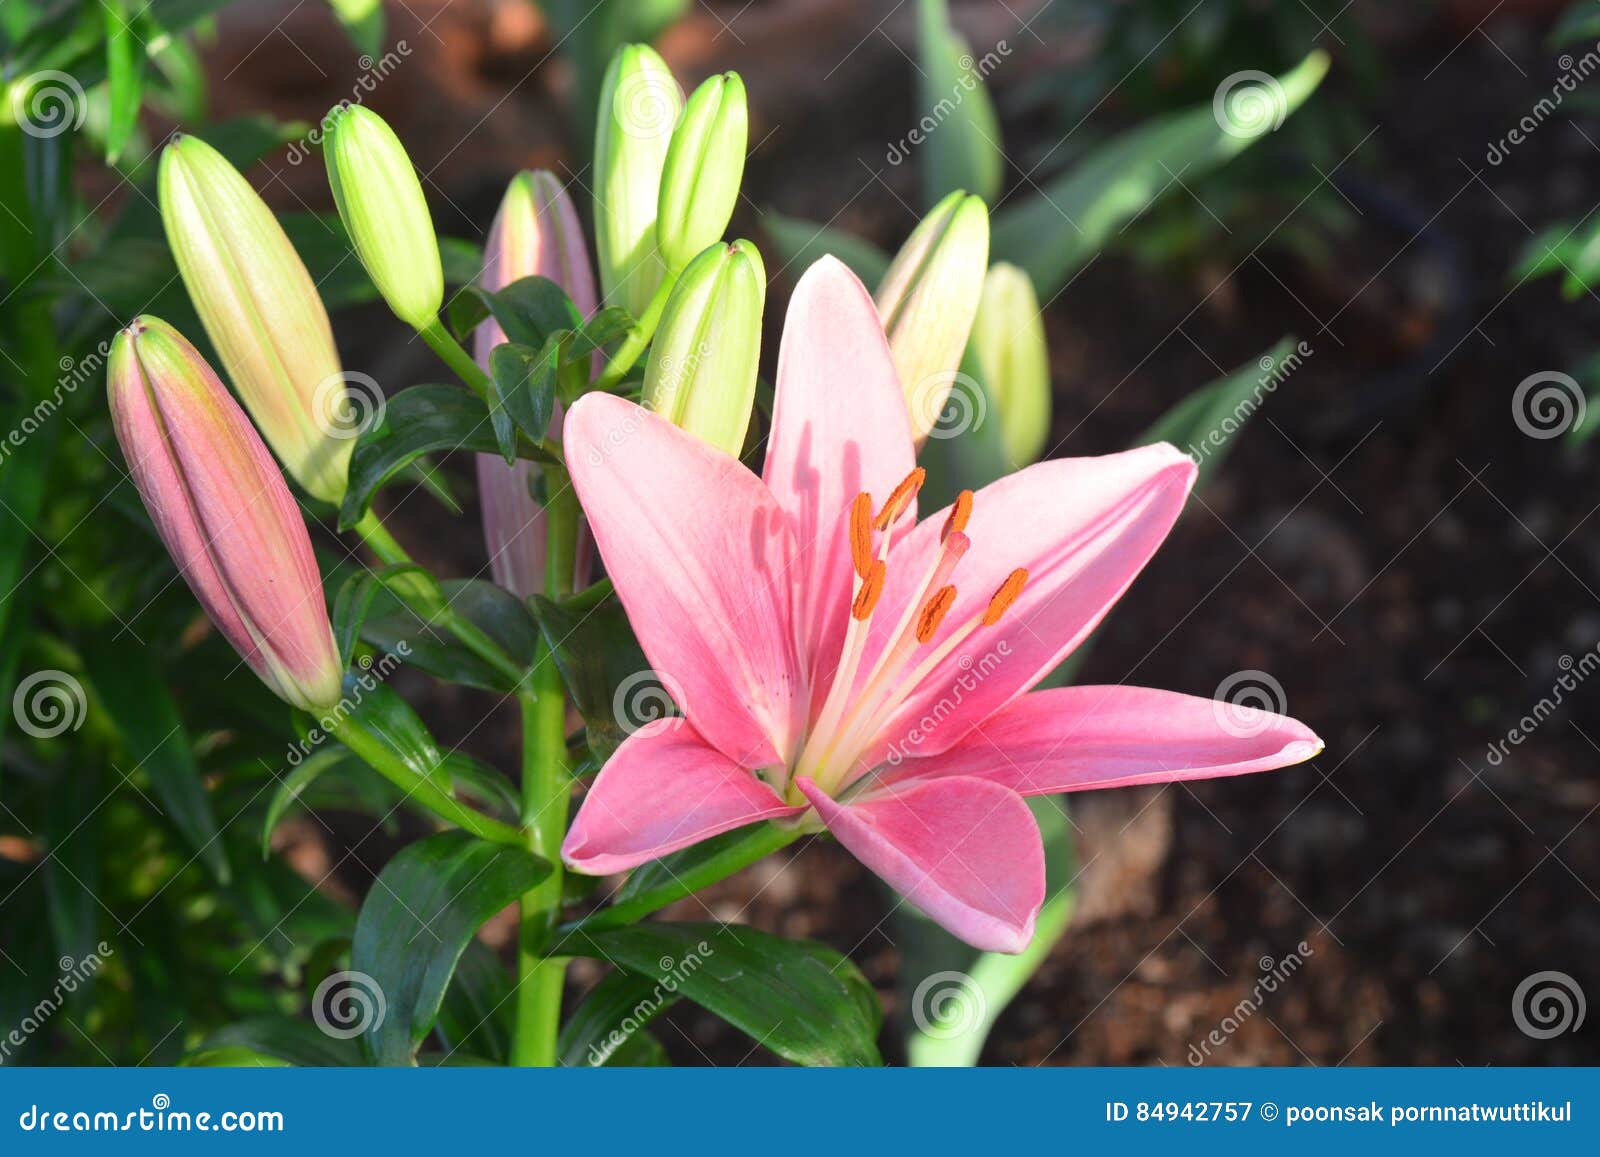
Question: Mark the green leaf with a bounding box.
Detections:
[477,275,582,349]
[331,564,444,667]
[1140,336,1300,486]
[186,1016,363,1067]
[560,922,883,1066]
[488,341,558,455]
[260,747,349,859]
[991,52,1330,294]
[362,579,540,693]
[352,832,550,1065]
[1510,222,1585,288]
[103,0,143,164]
[569,307,636,362]
[761,210,892,286]
[327,0,385,57]
[434,939,514,1064]
[339,384,549,529]
[903,796,1077,1066]
[80,635,228,882]
[323,678,453,797]
[530,590,651,762]
[915,0,1003,206]
[558,968,680,1066]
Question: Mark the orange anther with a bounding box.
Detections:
[982,568,1028,626]
[916,585,958,643]
[942,490,973,542]
[849,492,875,579]
[874,468,926,530]
[852,560,887,621]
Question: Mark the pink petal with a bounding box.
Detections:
[762,257,917,718]
[563,718,801,875]
[797,775,1043,953]
[866,443,1197,762]
[565,392,804,767]
[879,685,1323,794]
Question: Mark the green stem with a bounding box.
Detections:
[350,511,529,690]
[553,823,801,940]
[418,316,494,401]
[328,716,523,846]
[510,467,580,1066]
[594,275,672,392]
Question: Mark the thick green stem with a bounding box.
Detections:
[594,275,672,392]
[418,316,494,400]
[510,467,580,1066]
[328,716,523,846]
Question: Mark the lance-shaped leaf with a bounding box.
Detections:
[352,832,550,1065]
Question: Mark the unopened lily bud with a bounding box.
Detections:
[159,134,352,505]
[968,263,1051,465]
[593,44,683,320]
[108,318,342,713]
[874,190,989,440]
[657,71,747,272]
[641,239,765,458]
[474,170,598,598]
[323,104,444,331]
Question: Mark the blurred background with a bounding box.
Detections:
[2,0,1598,1065]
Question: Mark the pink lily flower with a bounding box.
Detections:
[475,170,597,598]
[559,258,1322,952]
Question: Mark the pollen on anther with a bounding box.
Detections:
[875,467,926,530]
[916,585,958,643]
[852,560,887,621]
[942,490,973,542]
[982,568,1028,626]
[849,492,875,579]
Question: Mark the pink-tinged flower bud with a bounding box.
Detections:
[108,317,343,713]
[159,134,352,505]
[474,171,597,598]
[875,190,989,440]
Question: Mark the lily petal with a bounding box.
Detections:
[565,392,804,766]
[798,775,1042,953]
[763,257,917,716]
[868,443,1197,762]
[880,685,1323,794]
[564,718,802,875]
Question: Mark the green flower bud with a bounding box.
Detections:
[657,71,747,272]
[593,44,683,320]
[968,263,1051,465]
[875,190,989,440]
[323,104,443,331]
[159,134,353,504]
[641,240,765,458]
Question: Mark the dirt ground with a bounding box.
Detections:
[240,0,1599,1064]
